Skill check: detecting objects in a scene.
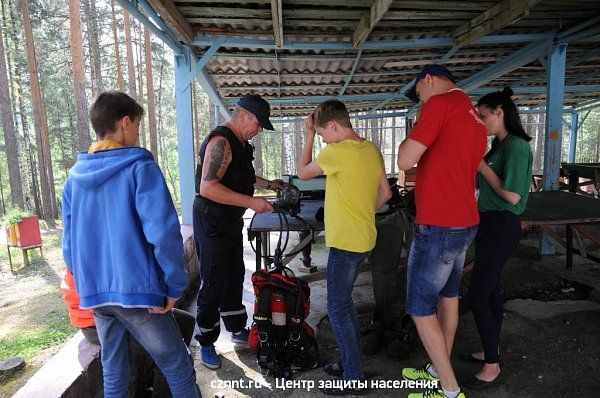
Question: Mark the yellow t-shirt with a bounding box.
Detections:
[316,139,384,253]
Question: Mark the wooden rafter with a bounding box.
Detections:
[452,0,542,48]
[147,0,194,44]
[351,0,394,47]
[271,0,284,48]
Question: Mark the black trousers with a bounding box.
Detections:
[193,210,248,346]
[468,210,521,364]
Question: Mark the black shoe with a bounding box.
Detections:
[461,374,501,389]
[458,352,504,366]
[324,362,344,377]
[362,327,385,355]
[458,352,485,364]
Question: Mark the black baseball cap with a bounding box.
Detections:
[237,94,274,130]
[406,64,456,103]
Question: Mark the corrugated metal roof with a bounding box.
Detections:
[170,0,600,115]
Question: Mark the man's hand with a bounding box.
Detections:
[304,113,316,137]
[148,297,177,314]
[250,197,274,213]
[269,179,286,190]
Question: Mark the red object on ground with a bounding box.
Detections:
[15,216,42,247]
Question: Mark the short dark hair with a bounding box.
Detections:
[313,100,352,128]
[89,91,144,138]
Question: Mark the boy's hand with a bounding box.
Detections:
[148,297,177,314]
[304,113,316,137]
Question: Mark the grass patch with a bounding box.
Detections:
[0,308,75,361]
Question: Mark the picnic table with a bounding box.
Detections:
[249,191,600,277]
[521,190,600,269]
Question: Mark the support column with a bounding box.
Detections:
[540,43,567,254]
[174,46,195,225]
[567,112,579,163]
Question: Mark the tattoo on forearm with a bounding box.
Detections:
[203,139,228,181]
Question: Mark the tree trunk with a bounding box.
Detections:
[0,24,24,208]
[19,0,54,223]
[193,84,200,158]
[69,0,90,150]
[88,0,102,93]
[6,0,40,215]
[208,99,216,130]
[145,27,157,159]
[123,10,136,99]
[82,0,102,97]
[253,135,263,177]
[371,117,380,147]
[294,120,302,174]
[111,0,124,91]
[534,112,544,172]
[137,23,146,148]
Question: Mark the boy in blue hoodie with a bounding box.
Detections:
[62,91,199,398]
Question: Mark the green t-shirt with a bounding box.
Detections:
[477,135,533,215]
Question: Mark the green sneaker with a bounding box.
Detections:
[408,389,465,398]
[402,363,440,382]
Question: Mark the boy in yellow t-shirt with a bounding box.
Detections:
[298,100,392,395]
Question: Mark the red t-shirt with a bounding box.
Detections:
[409,89,486,227]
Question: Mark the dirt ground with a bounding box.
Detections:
[193,239,600,398]
[0,227,74,397]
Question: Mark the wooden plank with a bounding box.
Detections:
[188,17,273,26]
[452,0,543,47]
[352,0,394,47]
[384,56,497,68]
[179,6,271,18]
[147,0,194,44]
[271,0,284,48]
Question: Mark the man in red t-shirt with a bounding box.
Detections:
[396,65,486,398]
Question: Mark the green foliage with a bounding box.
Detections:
[1,206,32,228]
[0,310,75,361]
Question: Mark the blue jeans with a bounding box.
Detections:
[93,306,200,398]
[406,224,477,317]
[327,247,369,381]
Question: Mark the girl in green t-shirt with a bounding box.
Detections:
[461,88,533,389]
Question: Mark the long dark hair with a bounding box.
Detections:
[477,87,531,149]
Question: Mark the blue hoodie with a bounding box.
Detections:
[62,147,188,309]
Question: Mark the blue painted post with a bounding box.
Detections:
[540,44,567,254]
[174,46,195,225]
[568,112,579,163]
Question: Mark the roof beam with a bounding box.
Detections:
[270,0,284,48]
[177,36,224,92]
[452,0,542,48]
[459,39,552,92]
[221,85,600,105]
[115,0,182,53]
[193,33,553,51]
[338,49,363,98]
[352,0,394,47]
[146,0,194,44]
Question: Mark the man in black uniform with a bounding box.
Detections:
[193,94,284,370]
